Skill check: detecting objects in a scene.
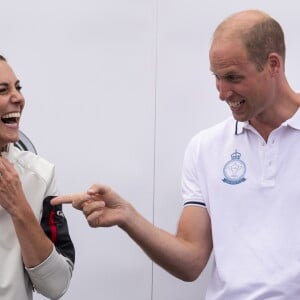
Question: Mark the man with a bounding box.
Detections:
[0,55,75,299]
[52,10,300,299]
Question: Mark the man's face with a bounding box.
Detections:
[209,38,273,123]
[0,60,24,149]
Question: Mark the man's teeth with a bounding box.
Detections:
[228,100,245,108]
[2,112,21,119]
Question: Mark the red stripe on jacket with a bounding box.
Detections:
[49,210,57,244]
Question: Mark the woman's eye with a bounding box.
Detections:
[0,88,7,94]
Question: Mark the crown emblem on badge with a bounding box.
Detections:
[231,150,241,160]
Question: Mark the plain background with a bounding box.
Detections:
[1,1,300,299]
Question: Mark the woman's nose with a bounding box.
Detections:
[10,89,24,104]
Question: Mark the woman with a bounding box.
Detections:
[0,55,75,299]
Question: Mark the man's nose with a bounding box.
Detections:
[217,80,233,101]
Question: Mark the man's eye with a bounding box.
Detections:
[16,85,22,91]
[227,75,242,82]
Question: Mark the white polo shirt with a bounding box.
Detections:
[182,109,300,299]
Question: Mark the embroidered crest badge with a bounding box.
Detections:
[222,150,246,185]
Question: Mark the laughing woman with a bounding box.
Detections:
[0,55,75,300]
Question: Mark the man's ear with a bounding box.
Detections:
[267,53,281,75]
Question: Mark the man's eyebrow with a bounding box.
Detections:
[216,71,243,78]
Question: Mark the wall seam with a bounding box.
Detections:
[151,0,159,299]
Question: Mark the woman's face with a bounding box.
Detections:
[0,60,24,150]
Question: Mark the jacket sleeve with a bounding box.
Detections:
[26,196,75,299]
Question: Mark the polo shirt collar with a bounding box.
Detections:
[234,120,247,135]
[282,107,300,129]
[234,107,300,135]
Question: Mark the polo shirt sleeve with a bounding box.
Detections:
[181,135,206,208]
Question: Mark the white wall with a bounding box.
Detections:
[1,1,300,299]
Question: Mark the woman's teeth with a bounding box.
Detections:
[1,112,21,124]
[2,112,20,119]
